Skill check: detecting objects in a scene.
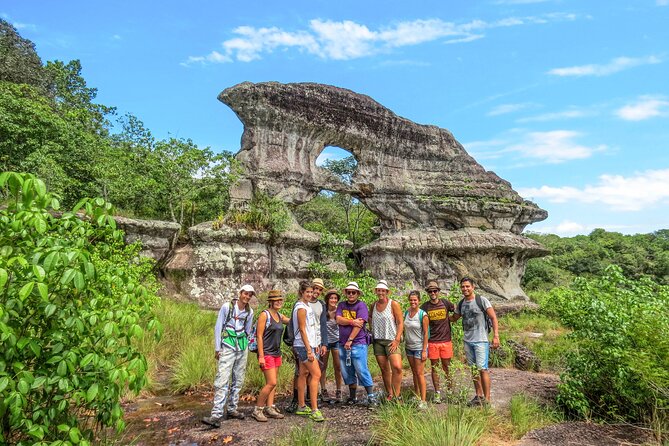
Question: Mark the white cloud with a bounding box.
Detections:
[519,168,669,211]
[527,220,634,236]
[487,103,533,116]
[184,13,577,64]
[615,95,669,121]
[467,130,606,164]
[548,55,661,77]
[657,0,669,6]
[517,108,593,122]
[112,34,122,40]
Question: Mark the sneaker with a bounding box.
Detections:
[346,396,358,405]
[417,401,428,411]
[433,391,442,404]
[201,416,222,428]
[466,396,483,407]
[309,409,325,422]
[227,409,245,420]
[265,406,285,419]
[295,405,312,416]
[285,400,298,413]
[334,389,342,402]
[252,406,268,422]
[319,389,330,403]
[367,393,380,408]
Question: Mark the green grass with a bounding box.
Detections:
[369,402,487,446]
[273,423,335,446]
[509,393,562,439]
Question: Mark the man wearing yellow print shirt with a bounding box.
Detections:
[420,280,455,404]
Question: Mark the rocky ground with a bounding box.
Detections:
[117,367,659,446]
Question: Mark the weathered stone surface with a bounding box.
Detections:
[217,81,548,302]
[115,216,181,263]
[163,221,352,309]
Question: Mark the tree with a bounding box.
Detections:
[0,19,50,93]
[0,172,160,445]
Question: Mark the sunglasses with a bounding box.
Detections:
[428,290,439,294]
[345,291,359,295]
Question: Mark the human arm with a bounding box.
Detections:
[389,300,403,353]
[486,306,500,349]
[256,310,268,367]
[280,314,290,324]
[297,307,315,361]
[421,312,429,361]
[213,304,228,360]
[319,301,328,356]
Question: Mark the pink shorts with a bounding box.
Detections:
[260,354,282,370]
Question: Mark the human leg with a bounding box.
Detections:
[319,348,330,392]
[331,347,343,398]
[226,349,248,416]
[374,354,391,396]
[210,348,235,418]
[388,352,403,398]
[416,357,427,402]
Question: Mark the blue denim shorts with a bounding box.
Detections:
[464,341,490,370]
[405,348,425,359]
[328,341,340,350]
[294,346,318,363]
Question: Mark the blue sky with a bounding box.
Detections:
[4,0,668,236]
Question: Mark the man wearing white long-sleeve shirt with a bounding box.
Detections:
[202,284,255,428]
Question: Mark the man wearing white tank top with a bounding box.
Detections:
[369,280,404,399]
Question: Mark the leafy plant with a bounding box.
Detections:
[509,393,562,438]
[273,422,335,446]
[543,265,669,422]
[215,191,290,239]
[0,172,161,445]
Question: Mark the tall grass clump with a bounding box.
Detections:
[370,403,486,446]
[509,393,562,439]
[137,299,217,392]
[273,423,335,446]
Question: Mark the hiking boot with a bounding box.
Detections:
[265,406,284,419]
[346,396,358,405]
[367,393,380,408]
[285,400,298,413]
[417,401,428,411]
[252,406,268,422]
[319,389,330,403]
[295,405,312,416]
[433,391,442,404]
[466,395,483,407]
[201,416,222,428]
[309,409,325,422]
[334,389,342,402]
[227,409,245,420]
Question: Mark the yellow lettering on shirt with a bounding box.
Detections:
[342,309,357,320]
[428,309,446,321]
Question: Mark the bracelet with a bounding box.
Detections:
[347,339,353,343]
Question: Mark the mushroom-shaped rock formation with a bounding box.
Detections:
[219,81,548,301]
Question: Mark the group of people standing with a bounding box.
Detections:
[202,277,499,428]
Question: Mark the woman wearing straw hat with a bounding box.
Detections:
[252,290,290,422]
[336,281,380,407]
[369,279,404,400]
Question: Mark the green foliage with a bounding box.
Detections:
[525,229,669,289]
[543,266,669,422]
[0,19,51,93]
[216,191,290,239]
[273,422,335,446]
[370,403,487,446]
[0,172,160,445]
[509,393,562,439]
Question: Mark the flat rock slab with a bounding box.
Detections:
[518,421,657,446]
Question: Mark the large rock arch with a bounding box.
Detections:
[218,82,548,301]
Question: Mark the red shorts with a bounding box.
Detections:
[427,341,453,360]
[260,354,282,370]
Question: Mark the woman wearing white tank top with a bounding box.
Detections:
[369,280,404,399]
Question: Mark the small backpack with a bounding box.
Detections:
[248,310,271,353]
[457,295,493,334]
[282,302,297,347]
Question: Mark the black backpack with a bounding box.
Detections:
[457,295,493,334]
[282,302,297,347]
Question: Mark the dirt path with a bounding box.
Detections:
[119,368,560,445]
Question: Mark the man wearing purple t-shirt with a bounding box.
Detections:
[336,281,379,407]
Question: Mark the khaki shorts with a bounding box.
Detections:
[373,339,401,357]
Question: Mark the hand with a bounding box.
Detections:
[258,356,265,368]
[492,336,500,349]
[352,318,364,328]
[389,339,400,353]
[345,340,353,350]
[215,351,221,361]
[307,351,315,362]
[421,350,427,361]
[319,345,327,356]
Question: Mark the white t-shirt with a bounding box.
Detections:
[293,301,317,348]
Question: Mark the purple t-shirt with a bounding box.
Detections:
[336,299,369,345]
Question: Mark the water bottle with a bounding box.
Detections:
[346,350,352,367]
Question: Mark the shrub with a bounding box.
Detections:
[214,191,290,239]
[509,393,562,438]
[0,172,160,445]
[543,265,669,422]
